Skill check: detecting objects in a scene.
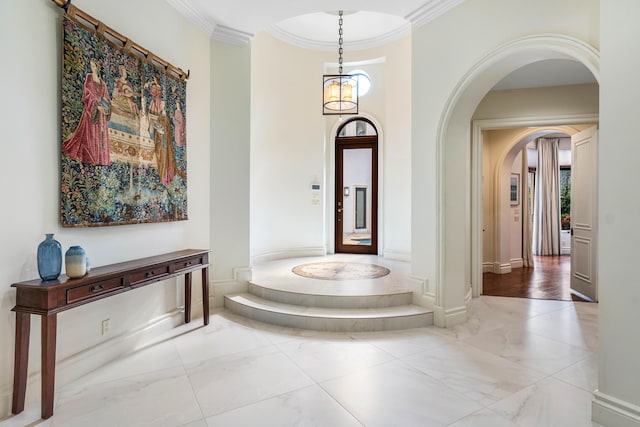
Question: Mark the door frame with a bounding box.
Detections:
[471,114,599,297]
[335,132,378,254]
[326,114,384,255]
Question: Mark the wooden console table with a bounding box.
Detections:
[11,249,210,419]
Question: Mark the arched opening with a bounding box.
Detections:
[335,117,379,254]
[433,34,600,326]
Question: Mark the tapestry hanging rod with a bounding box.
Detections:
[51,0,190,81]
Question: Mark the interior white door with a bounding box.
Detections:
[570,126,598,301]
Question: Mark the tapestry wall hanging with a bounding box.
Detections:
[61,12,188,227]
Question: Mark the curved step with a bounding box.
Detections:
[248,282,413,309]
[224,293,433,332]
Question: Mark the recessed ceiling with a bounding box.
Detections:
[269,11,410,51]
[167,0,465,47]
[167,1,598,89]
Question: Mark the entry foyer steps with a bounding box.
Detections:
[224,281,433,332]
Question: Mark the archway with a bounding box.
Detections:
[334,117,379,254]
[434,34,600,326]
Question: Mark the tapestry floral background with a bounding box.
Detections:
[61,16,187,227]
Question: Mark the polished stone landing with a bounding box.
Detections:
[224,255,433,332]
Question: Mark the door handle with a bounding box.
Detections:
[337,209,343,213]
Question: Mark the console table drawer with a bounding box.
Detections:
[174,257,203,272]
[131,265,170,284]
[66,277,125,304]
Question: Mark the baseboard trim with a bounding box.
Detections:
[494,262,512,274]
[251,247,326,264]
[510,258,523,269]
[382,249,411,262]
[482,262,493,273]
[210,266,252,307]
[432,304,467,328]
[593,390,640,427]
[408,275,434,310]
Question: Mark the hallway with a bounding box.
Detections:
[482,255,591,301]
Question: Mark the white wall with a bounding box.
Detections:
[594,1,640,424]
[250,33,412,261]
[474,84,600,120]
[0,0,211,416]
[210,40,251,305]
[250,34,328,260]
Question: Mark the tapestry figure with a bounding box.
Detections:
[62,59,112,166]
[150,101,175,186]
[172,101,186,147]
[144,75,163,115]
[111,65,139,117]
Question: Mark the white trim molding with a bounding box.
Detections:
[211,266,252,307]
[406,0,465,28]
[408,274,433,309]
[510,258,523,269]
[166,0,214,37]
[212,25,253,45]
[251,247,326,264]
[494,262,512,274]
[432,304,467,328]
[166,0,252,44]
[267,23,410,52]
[382,249,412,262]
[593,390,640,427]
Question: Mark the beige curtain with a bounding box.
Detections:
[533,138,561,255]
[521,146,533,267]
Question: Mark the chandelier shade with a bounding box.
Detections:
[323,10,358,116]
[323,74,358,115]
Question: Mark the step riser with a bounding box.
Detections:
[225,297,433,332]
[248,283,413,309]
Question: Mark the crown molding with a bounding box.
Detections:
[212,25,254,45]
[166,0,214,37]
[267,22,411,52]
[406,0,465,28]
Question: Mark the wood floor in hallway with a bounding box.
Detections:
[482,255,590,301]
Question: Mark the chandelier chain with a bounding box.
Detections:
[338,10,344,74]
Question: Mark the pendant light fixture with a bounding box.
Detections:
[323,10,358,115]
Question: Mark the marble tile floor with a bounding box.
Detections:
[1,294,601,427]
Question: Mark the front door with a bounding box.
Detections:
[570,126,598,301]
[335,118,378,254]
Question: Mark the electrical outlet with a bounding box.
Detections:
[101,318,111,336]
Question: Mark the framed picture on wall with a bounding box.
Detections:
[510,173,520,206]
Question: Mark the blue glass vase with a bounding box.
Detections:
[37,234,62,281]
[65,246,87,278]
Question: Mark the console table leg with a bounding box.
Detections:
[184,272,192,323]
[41,313,57,419]
[202,266,210,325]
[12,311,30,414]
